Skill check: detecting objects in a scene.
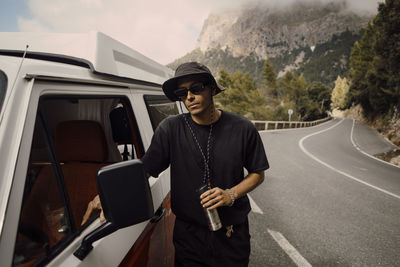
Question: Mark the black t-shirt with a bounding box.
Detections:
[142,110,269,227]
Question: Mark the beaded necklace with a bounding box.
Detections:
[182,106,214,186]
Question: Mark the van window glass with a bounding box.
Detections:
[13,96,144,266]
[0,70,7,113]
[144,95,179,130]
[13,114,69,266]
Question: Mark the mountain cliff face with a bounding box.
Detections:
[170,1,374,86]
[198,1,370,59]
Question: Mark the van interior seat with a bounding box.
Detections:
[54,120,110,228]
[19,120,111,253]
[55,120,108,163]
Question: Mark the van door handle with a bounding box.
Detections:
[150,207,166,223]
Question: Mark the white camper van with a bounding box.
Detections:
[0,32,178,266]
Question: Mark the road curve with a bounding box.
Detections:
[249,118,400,267]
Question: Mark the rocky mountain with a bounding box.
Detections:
[169,1,374,87]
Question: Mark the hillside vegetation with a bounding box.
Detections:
[170,30,363,88]
[213,60,331,122]
[345,0,400,145]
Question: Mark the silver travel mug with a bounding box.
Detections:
[198,184,222,231]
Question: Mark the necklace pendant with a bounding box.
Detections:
[226,225,234,238]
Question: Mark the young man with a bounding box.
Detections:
[141,62,269,266]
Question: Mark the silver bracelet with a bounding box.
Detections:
[226,188,235,207]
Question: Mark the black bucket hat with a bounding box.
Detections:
[162,62,225,101]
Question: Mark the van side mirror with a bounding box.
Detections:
[74,160,154,260]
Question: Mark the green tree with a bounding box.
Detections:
[217,69,234,89]
[262,59,278,97]
[308,81,331,111]
[348,0,400,117]
[215,69,270,120]
[349,22,375,112]
[297,95,321,121]
[331,76,350,110]
[278,72,308,116]
[278,71,296,100]
[270,103,296,121]
[292,75,308,107]
[371,0,400,109]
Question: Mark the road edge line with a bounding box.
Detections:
[350,119,400,169]
[299,118,400,200]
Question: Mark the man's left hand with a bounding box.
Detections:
[81,195,105,225]
[200,187,232,210]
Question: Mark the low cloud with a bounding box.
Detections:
[18,0,380,64]
[254,0,380,14]
[18,0,250,64]
[345,0,381,15]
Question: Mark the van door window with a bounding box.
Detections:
[13,96,144,266]
[143,95,179,130]
[13,114,69,266]
[0,70,7,113]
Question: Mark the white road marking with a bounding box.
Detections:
[268,229,312,267]
[350,119,400,169]
[248,195,264,214]
[299,118,400,200]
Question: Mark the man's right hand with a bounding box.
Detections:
[200,187,233,210]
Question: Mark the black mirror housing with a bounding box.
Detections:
[74,159,154,260]
[97,159,154,227]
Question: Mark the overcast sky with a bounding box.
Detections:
[0,0,382,64]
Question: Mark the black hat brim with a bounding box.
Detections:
[162,72,225,102]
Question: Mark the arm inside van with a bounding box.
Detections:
[81,195,105,225]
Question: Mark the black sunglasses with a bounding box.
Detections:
[174,82,207,99]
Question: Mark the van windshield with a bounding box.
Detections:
[0,70,7,114]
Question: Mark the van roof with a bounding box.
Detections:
[0,32,174,85]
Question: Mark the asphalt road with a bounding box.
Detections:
[248,118,400,267]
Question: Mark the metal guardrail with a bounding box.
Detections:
[252,117,332,131]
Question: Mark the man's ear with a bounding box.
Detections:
[212,87,217,96]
